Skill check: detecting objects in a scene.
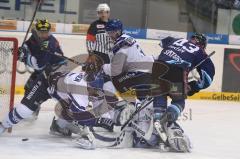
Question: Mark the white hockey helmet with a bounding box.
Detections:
[96,3,110,12]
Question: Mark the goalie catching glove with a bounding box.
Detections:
[82,53,104,82]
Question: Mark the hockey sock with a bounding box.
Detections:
[2,103,34,128]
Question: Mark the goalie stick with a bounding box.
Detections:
[121,97,153,131]
[90,117,154,149]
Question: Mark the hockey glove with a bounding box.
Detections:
[17,44,31,62]
[187,81,200,96]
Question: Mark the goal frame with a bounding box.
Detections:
[0,37,18,116]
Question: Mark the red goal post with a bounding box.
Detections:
[0,37,18,122]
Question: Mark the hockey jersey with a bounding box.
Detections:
[158,36,215,89]
[25,33,65,71]
[103,34,154,76]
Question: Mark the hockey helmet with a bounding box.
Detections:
[35,19,51,32]
[106,19,123,32]
[190,33,207,49]
[97,3,110,12]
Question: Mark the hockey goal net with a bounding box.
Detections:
[0,37,18,121]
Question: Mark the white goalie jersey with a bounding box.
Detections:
[48,71,115,118]
[48,72,90,112]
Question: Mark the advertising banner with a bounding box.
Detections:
[0,20,17,30]
[222,48,240,92]
[229,35,240,45]
[147,29,187,40]
[124,28,147,39]
[72,24,90,35]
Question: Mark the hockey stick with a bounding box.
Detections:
[51,52,85,66]
[193,51,215,70]
[20,1,79,67]
[189,51,215,81]
[31,29,85,66]
[130,116,154,140]
[121,97,154,131]
[18,0,42,62]
[90,118,154,149]
[22,0,42,46]
[8,1,42,133]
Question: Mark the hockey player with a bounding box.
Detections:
[150,33,215,152]
[0,19,66,133]
[102,19,156,99]
[48,70,116,137]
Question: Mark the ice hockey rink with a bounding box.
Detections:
[0,96,239,159]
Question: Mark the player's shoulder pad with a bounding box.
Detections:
[112,35,136,54]
[160,36,177,48]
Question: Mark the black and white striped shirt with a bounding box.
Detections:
[86,19,112,63]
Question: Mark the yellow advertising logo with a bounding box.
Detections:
[72,24,90,34]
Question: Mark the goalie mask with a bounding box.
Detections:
[83,53,104,82]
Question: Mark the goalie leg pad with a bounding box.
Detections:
[74,126,96,150]
[114,102,136,126]
[166,122,192,152]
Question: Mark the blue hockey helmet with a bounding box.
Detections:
[106,19,123,33]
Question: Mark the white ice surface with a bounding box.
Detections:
[0,96,240,159]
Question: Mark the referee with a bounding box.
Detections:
[86,3,112,64]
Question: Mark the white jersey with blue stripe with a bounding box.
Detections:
[103,34,154,76]
[53,72,89,112]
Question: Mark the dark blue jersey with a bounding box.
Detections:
[25,34,65,71]
[158,37,215,89]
